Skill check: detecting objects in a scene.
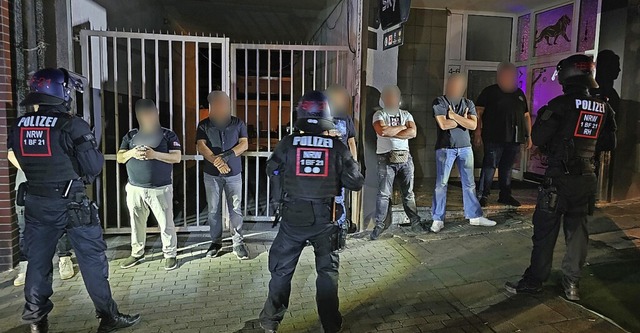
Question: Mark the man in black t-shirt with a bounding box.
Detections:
[196,91,249,259]
[117,99,182,271]
[474,62,532,207]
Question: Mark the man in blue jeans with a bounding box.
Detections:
[475,62,533,207]
[197,91,249,259]
[431,74,496,232]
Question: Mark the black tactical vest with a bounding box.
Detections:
[280,134,342,201]
[545,93,606,175]
[12,111,82,184]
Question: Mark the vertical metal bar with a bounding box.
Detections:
[195,42,200,227]
[203,41,211,226]
[266,50,271,215]
[301,50,305,93]
[289,50,294,134]
[98,36,114,229]
[182,41,187,227]
[335,51,340,85]
[208,42,212,94]
[313,50,317,90]
[244,48,249,217]
[112,36,121,229]
[324,50,328,89]
[278,50,282,141]
[169,41,173,131]
[141,39,146,98]
[255,48,260,216]
[155,39,160,102]
[127,38,132,129]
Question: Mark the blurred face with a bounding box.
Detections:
[136,109,159,129]
[497,68,518,92]
[209,95,231,122]
[445,76,467,98]
[327,90,350,116]
[382,90,400,110]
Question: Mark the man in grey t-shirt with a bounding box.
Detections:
[370,86,427,240]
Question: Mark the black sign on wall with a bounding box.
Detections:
[382,26,404,50]
[379,0,411,30]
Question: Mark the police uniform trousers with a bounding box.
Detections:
[260,201,342,332]
[22,184,118,323]
[523,173,597,285]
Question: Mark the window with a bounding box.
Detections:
[466,15,513,62]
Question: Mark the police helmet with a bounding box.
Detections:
[294,90,335,133]
[552,54,598,89]
[20,68,86,110]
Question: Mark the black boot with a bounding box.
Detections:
[97,313,141,333]
[562,276,580,301]
[30,316,48,333]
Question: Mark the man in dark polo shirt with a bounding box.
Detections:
[474,62,532,207]
[117,99,182,271]
[197,91,249,259]
[431,74,496,233]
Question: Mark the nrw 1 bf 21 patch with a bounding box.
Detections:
[20,127,52,156]
[296,147,329,177]
[574,111,603,139]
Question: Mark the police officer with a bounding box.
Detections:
[8,68,141,333]
[259,91,364,333]
[505,55,616,301]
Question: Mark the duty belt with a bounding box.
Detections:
[27,180,83,199]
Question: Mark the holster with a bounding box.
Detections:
[16,183,28,206]
[67,192,101,229]
[330,201,347,252]
[537,179,559,213]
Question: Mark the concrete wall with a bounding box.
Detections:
[397,9,447,179]
[70,0,107,89]
[609,0,640,200]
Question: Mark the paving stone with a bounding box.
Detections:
[0,202,634,333]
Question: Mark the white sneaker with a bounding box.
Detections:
[58,256,75,280]
[469,216,497,227]
[13,261,28,287]
[430,220,444,233]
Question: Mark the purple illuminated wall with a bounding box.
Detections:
[516,14,530,62]
[534,4,574,57]
[578,0,598,52]
[517,66,528,95]
[527,65,564,174]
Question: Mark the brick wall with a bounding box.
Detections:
[0,0,18,272]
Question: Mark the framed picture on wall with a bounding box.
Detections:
[533,4,574,57]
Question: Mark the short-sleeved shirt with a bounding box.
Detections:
[333,116,356,147]
[433,96,477,149]
[372,109,414,154]
[120,127,181,188]
[196,116,248,177]
[476,84,529,144]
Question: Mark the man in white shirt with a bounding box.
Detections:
[370,85,427,240]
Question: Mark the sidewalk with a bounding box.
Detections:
[0,199,638,333]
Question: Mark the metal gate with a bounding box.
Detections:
[79,30,355,232]
[230,44,353,222]
[79,30,230,233]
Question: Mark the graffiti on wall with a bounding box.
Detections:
[516,14,531,62]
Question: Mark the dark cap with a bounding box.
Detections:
[135,99,158,113]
